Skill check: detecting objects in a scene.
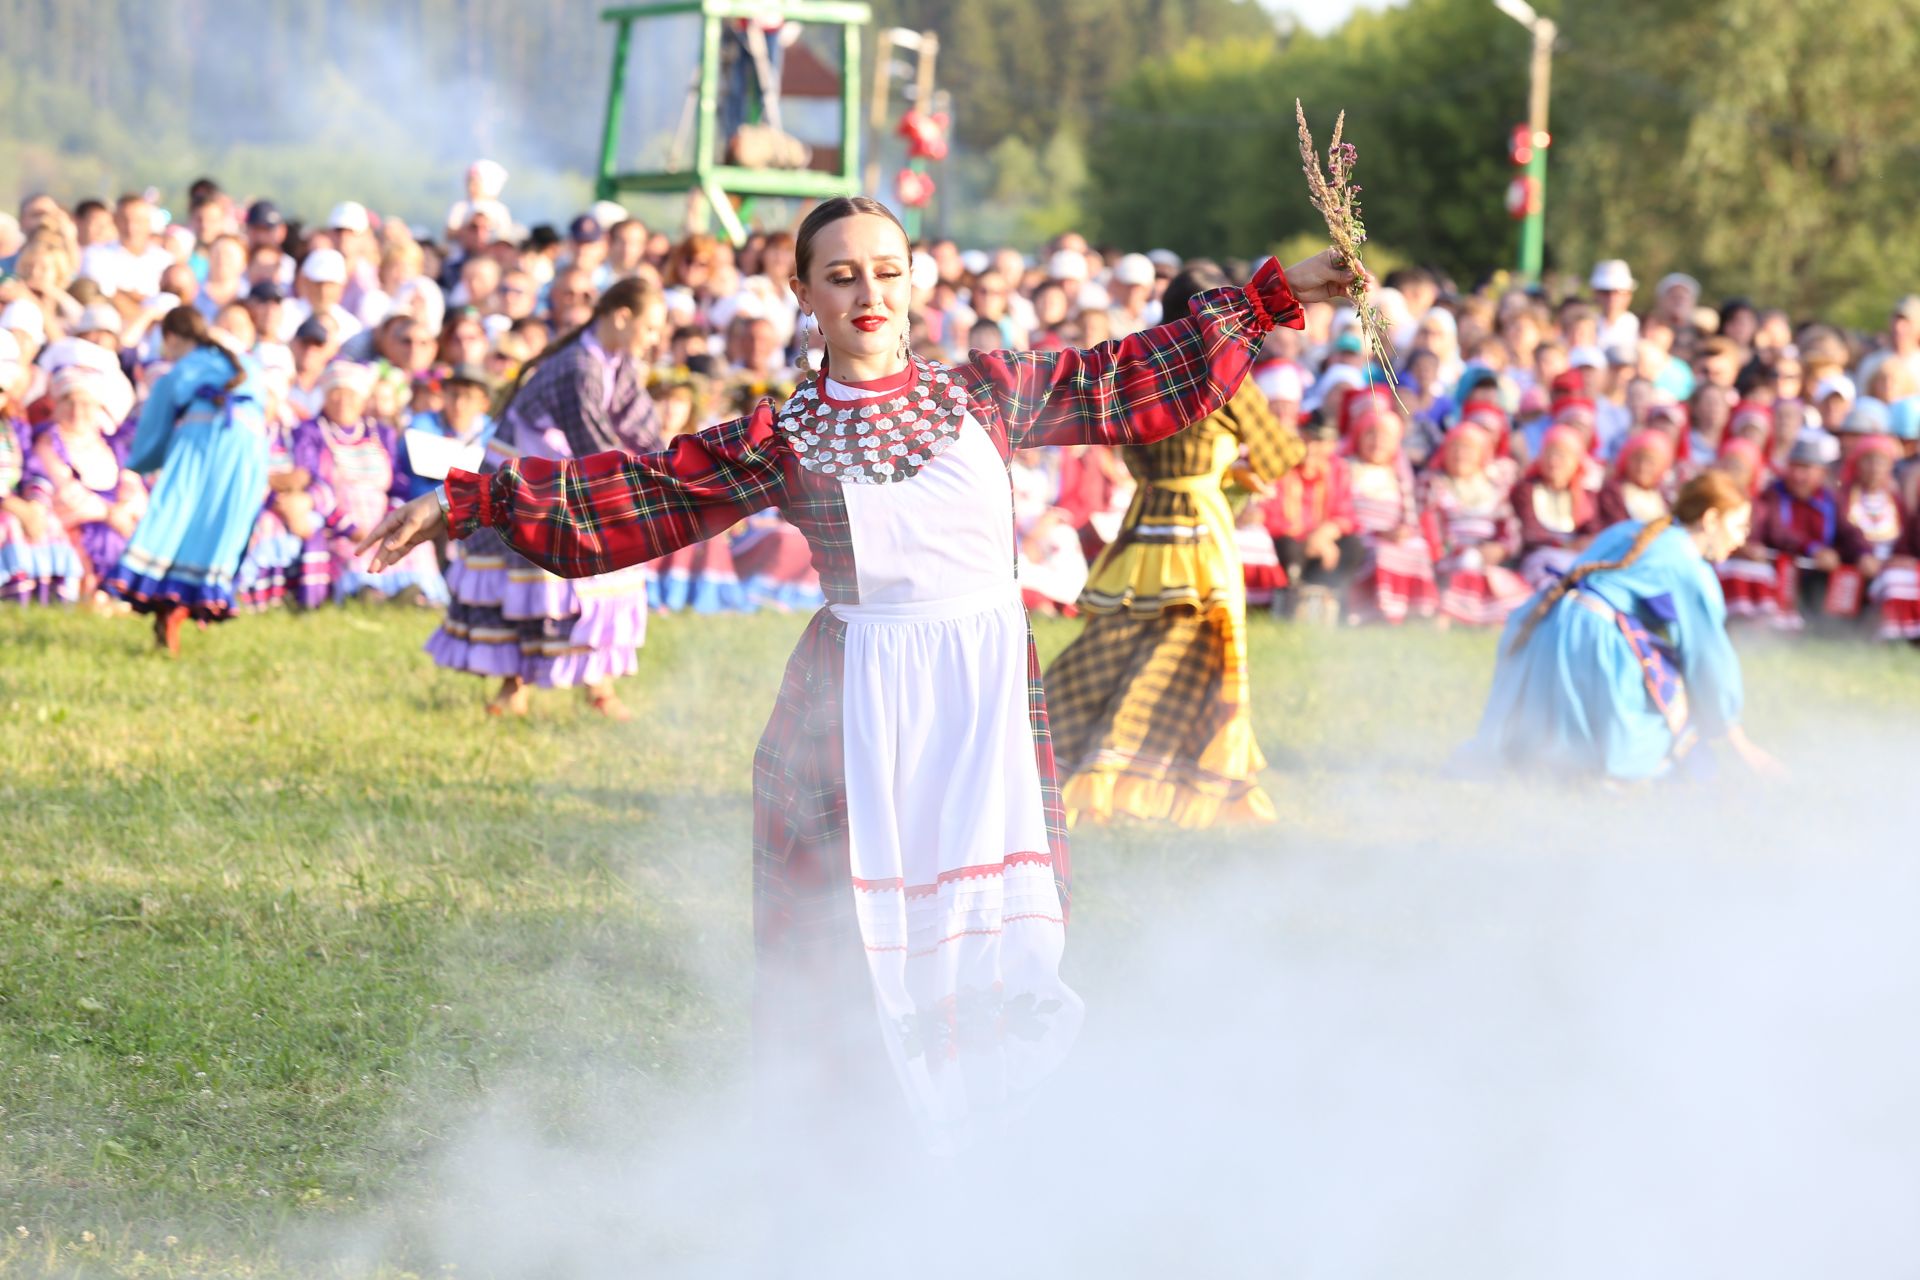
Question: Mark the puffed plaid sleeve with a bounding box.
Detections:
[444,405,786,578]
[958,256,1304,451]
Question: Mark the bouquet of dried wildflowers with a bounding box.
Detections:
[1295,100,1400,403]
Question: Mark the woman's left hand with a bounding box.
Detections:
[1282,248,1366,305]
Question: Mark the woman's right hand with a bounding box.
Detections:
[356,492,447,572]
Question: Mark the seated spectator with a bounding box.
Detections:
[1421,418,1528,627]
[23,366,143,597]
[312,363,445,606]
[1842,433,1904,616]
[1513,424,1601,586]
[1597,429,1676,527]
[0,330,84,603]
[1343,392,1436,624]
[1264,416,1359,619]
[1753,429,1861,628]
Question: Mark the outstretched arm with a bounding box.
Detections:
[359,407,786,578]
[958,251,1351,451]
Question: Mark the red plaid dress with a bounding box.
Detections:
[444,260,1301,1140]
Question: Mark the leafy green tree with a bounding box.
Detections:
[1551,0,1920,326]
[1086,0,1530,280]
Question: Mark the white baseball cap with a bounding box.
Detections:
[1146,248,1182,270]
[299,248,348,285]
[328,201,371,234]
[1112,253,1156,287]
[959,249,990,276]
[1589,259,1634,292]
[1047,249,1089,282]
[1657,272,1701,298]
[1567,344,1608,370]
[1813,372,1857,403]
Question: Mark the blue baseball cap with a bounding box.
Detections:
[1889,396,1920,441]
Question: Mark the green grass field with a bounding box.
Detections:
[2,604,1916,1276]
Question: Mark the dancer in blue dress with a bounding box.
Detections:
[105,307,269,652]
[1465,468,1783,781]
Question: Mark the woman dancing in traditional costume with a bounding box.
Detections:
[105,308,267,651]
[1464,469,1782,782]
[423,278,662,717]
[362,197,1350,1149]
[1043,262,1305,827]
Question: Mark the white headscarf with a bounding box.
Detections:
[391,277,446,337]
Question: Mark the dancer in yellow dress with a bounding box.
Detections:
[1044,262,1305,827]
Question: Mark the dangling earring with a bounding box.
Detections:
[796,319,812,375]
[898,328,909,362]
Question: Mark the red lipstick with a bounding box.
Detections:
[852,316,886,332]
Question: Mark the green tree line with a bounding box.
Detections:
[1084,0,1920,327]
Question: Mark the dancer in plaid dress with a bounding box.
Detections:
[361,198,1352,1151]
[1044,261,1304,828]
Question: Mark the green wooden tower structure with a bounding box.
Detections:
[594,0,873,245]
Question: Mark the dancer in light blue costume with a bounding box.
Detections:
[106,307,268,652]
[1465,468,1782,781]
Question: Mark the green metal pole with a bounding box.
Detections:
[841,20,863,187]
[695,15,721,172]
[695,14,727,238]
[1518,144,1546,284]
[1515,16,1554,286]
[595,18,634,201]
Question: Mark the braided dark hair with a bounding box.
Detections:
[161,305,246,392]
[1506,468,1749,656]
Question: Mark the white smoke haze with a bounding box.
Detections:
[148,8,708,229]
[282,711,1920,1279]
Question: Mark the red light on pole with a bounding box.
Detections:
[1509,123,1533,167]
